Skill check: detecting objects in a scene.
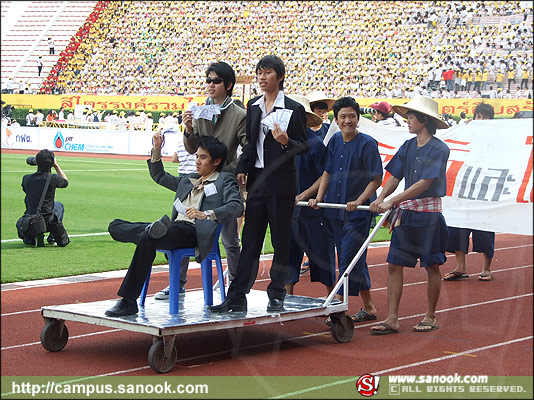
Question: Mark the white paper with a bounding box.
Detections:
[203,183,217,197]
[261,108,293,132]
[188,104,221,121]
[173,197,187,215]
[186,102,198,111]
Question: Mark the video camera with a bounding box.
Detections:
[26,156,37,166]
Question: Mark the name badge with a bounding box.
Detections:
[204,183,217,197]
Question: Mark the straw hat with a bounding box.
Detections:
[305,90,336,111]
[287,94,323,128]
[391,95,449,130]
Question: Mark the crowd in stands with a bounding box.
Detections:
[38,1,532,99]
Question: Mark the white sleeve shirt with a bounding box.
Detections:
[252,91,285,169]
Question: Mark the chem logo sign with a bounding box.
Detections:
[53,131,85,151]
[54,131,64,148]
[357,374,380,396]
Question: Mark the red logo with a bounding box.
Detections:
[356,374,380,397]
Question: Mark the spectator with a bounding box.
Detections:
[35,109,44,126]
[37,56,43,77]
[26,109,36,126]
[48,37,55,55]
[46,110,57,122]
[58,107,65,121]
[6,77,15,94]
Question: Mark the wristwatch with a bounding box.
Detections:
[204,211,211,220]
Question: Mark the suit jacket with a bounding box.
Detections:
[147,159,244,261]
[236,94,308,196]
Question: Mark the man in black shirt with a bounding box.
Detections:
[21,149,69,246]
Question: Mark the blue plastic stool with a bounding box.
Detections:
[139,224,225,314]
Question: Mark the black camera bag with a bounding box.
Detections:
[16,174,50,239]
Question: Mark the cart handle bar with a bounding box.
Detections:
[296,201,369,211]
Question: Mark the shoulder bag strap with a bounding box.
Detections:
[35,174,52,214]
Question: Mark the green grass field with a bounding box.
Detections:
[1,152,390,283]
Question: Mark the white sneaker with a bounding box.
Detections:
[154,286,185,300]
[154,286,170,300]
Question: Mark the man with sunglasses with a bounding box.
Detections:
[152,62,247,300]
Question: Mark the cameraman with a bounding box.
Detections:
[22,150,69,247]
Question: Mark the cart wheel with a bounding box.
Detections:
[148,340,178,373]
[330,313,354,343]
[40,320,69,352]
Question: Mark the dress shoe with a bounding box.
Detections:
[207,297,247,312]
[105,298,138,317]
[267,298,285,312]
[147,215,171,239]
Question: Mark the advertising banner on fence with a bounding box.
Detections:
[1,125,183,159]
[358,117,533,235]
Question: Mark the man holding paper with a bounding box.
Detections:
[105,135,243,317]
[157,62,248,299]
[209,55,308,313]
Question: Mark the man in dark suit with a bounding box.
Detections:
[209,55,308,313]
[105,135,244,317]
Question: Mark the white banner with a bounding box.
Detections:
[1,125,181,158]
[357,118,533,235]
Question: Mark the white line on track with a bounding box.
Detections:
[269,335,534,399]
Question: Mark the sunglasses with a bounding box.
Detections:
[206,77,224,85]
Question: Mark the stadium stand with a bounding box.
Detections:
[1,1,98,93]
[2,1,532,99]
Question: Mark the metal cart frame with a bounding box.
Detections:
[40,205,390,373]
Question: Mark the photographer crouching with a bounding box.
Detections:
[20,149,70,247]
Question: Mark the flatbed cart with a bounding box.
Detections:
[40,204,391,373]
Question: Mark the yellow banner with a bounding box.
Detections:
[2,94,532,118]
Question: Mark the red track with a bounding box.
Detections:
[1,234,532,377]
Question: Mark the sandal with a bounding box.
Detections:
[413,320,439,332]
[478,272,494,281]
[443,270,468,281]
[352,309,377,322]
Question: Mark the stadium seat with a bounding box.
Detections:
[139,224,226,314]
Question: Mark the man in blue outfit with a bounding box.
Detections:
[285,94,336,297]
[310,97,383,322]
[369,95,450,335]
